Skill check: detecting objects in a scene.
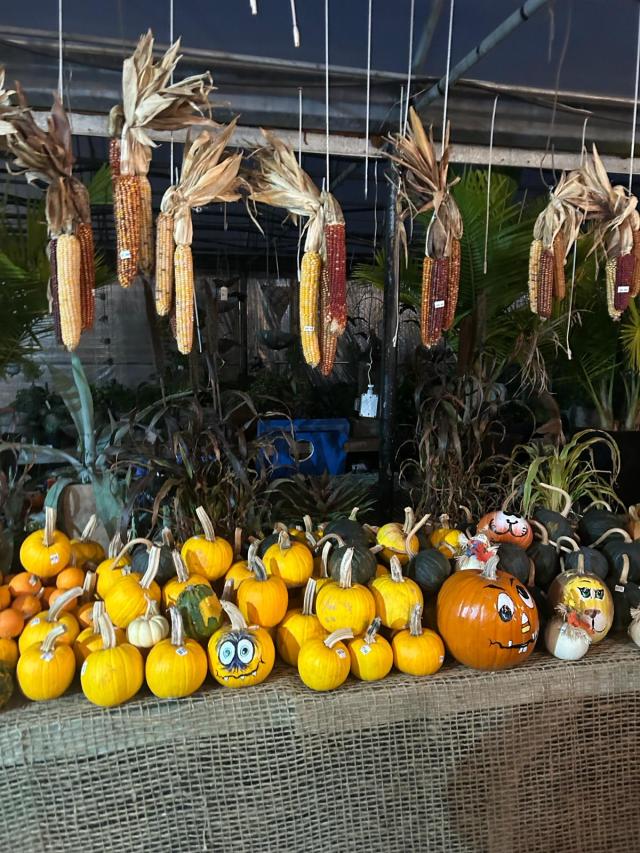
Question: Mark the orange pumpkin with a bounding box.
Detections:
[8,572,42,597]
[0,585,11,610]
[19,507,71,578]
[476,510,533,549]
[0,608,24,639]
[436,556,539,670]
[12,593,42,620]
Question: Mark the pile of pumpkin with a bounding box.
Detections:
[0,489,639,708]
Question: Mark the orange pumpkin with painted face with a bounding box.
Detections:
[477,510,533,549]
[436,556,539,670]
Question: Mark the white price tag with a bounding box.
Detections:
[50,553,60,565]
[615,584,625,592]
[81,660,88,676]
[119,249,132,260]
[176,647,188,656]
[360,644,371,655]
[618,286,630,294]
[303,325,315,332]
[219,286,228,301]
[335,648,347,659]
[434,299,445,308]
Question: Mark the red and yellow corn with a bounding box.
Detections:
[113,174,141,288]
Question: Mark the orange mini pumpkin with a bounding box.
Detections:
[19,507,71,578]
[437,556,539,670]
[477,510,533,549]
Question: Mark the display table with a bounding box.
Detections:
[1,637,639,852]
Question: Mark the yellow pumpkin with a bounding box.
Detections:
[0,637,19,669]
[19,507,71,578]
[96,534,133,599]
[73,569,98,628]
[163,550,212,608]
[19,586,82,654]
[181,506,233,582]
[17,623,76,701]
[263,529,314,589]
[316,548,375,636]
[430,513,467,557]
[104,541,162,628]
[208,600,275,688]
[80,614,144,707]
[74,601,127,667]
[392,604,445,676]
[276,578,326,666]
[225,559,253,587]
[348,617,393,681]
[69,514,105,567]
[369,555,424,629]
[146,607,208,699]
[236,555,288,628]
[298,628,353,691]
[376,507,419,566]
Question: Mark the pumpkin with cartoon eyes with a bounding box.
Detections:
[477,510,533,550]
[547,553,613,643]
[436,556,539,670]
[208,600,275,688]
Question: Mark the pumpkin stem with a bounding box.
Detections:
[480,555,500,581]
[251,555,269,582]
[48,585,83,621]
[143,595,160,620]
[369,543,384,554]
[620,554,631,585]
[80,514,97,542]
[40,623,67,655]
[404,513,431,559]
[107,532,124,559]
[273,522,288,535]
[161,527,174,549]
[527,558,536,587]
[97,613,118,650]
[169,606,186,648]
[402,507,415,537]
[91,600,105,633]
[221,578,235,602]
[530,519,549,545]
[338,548,354,589]
[301,578,317,616]
[315,532,345,550]
[438,513,450,528]
[277,529,292,551]
[81,570,96,601]
[539,483,572,517]
[234,526,243,560]
[362,523,379,537]
[389,556,405,583]
[324,628,354,648]
[556,535,579,553]
[592,527,632,547]
[320,541,332,579]
[195,506,216,542]
[220,599,248,631]
[584,499,612,513]
[140,545,161,589]
[458,505,473,524]
[111,537,155,568]
[409,603,423,637]
[171,551,190,584]
[629,505,640,524]
[43,506,57,548]
[500,486,519,513]
[364,617,381,644]
[348,506,359,521]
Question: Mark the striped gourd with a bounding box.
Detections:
[138,176,154,277]
[155,212,174,316]
[319,265,338,376]
[536,250,554,319]
[605,258,621,320]
[614,253,635,313]
[76,222,95,331]
[420,255,434,347]
[48,238,62,345]
[552,232,566,300]
[56,234,82,351]
[325,221,347,334]
[299,251,321,367]
[174,243,194,354]
[528,239,543,314]
[442,238,461,331]
[632,229,640,297]
[114,174,141,288]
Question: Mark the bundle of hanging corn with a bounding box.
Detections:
[251,131,346,374]
[528,170,595,320]
[109,30,213,287]
[155,125,242,354]
[579,145,640,320]
[389,108,463,348]
[0,84,95,350]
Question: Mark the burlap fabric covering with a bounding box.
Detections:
[1,636,639,852]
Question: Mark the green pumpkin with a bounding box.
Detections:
[563,546,608,580]
[176,583,222,642]
[131,541,176,585]
[328,543,376,584]
[324,516,369,547]
[497,543,532,584]
[532,509,574,542]
[0,665,13,710]
[577,508,626,546]
[607,576,640,631]
[257,532,280,558]
[406,548,451,595]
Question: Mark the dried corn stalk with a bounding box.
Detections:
[388,108,463,347]
[110,30,215,286]
[158,124,242,354]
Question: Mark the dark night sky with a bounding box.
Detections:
[1,0,639,98]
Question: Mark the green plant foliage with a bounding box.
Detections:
[271,471,376,525]
[508,429,621,515]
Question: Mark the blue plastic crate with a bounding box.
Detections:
[257,418,350,477]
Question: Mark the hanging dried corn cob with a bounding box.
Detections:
[537,250,554,320]
[158,124,242,354]
[323,192,347,334]
[56,233,82,350]
[632,223,640,298]
[298,212,324,368]
[319,265,339,375]
[155,210,175,316]
[77,222,95,331]
[48,238,62,344]
[111,30,214,287]
[388,108,463,347]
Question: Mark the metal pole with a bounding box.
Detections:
[378,170,400,514]
[415,0,552,108]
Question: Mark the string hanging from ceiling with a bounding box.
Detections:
[364,0,373,199]
[324,0,330,190]
[441,0,455,158]
[289,0,300,47]
[403,0,415,135]
[564,115,590,361]
[628,2,640,192]
[483,95,499,275]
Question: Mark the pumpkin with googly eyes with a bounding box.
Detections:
[436,556,540,670]
[208,600,275,688]
[477,510,533,550]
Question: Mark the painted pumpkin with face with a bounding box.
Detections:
[477,510,533,549]
[547,553,613,643]
[208,600,275,688]
[437,556,539,670]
